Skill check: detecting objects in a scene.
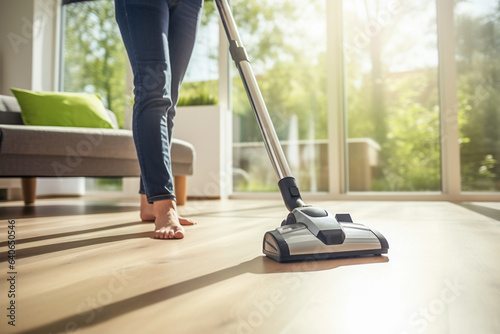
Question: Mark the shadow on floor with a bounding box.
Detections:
[17,255,389,334]
[0,201,139,220]
[0,220,146,249]
[0,230,152,262]
[460,203,500,222]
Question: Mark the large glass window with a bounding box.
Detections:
[59,0,499,199]
[455,0,500,192]
[343,0,441,192]
[231,0,328,193]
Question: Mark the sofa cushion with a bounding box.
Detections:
[1,93,119,129]
[0,154,141,177]
[0,95,21,112]
[11,88,116,129]
[105,109,119,129]
[0,125,136,160]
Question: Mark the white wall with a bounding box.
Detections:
[0,0,36,199]
[0,0,59,94]
[175,105,232,199]
[0,0,35,94]
[32,0,60,91]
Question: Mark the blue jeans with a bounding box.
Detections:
[115,0,203,203]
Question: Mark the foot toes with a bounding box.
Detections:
[155,229,164,239]
[153,210,190,239]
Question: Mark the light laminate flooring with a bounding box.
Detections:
[0,196,499,334]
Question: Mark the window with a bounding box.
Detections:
[180,0,219,106]
[59,0,500,199]
[343,0,440,192]
[455,0,500,192]
[231,0,329,193]
[230,0,498,198]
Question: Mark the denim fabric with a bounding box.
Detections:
[115,0,203,203]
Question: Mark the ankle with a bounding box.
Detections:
[152,199,177,217]
[140,194,155,221]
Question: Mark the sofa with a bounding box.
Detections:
[0,94,195,205]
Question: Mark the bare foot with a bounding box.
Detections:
[153,200,184,239]
[140,194,156,221]
[141,195,196,239]
[140,194,197,226]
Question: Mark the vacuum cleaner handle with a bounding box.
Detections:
[215,0,305,211]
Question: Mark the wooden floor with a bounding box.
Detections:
[0,195,499,334]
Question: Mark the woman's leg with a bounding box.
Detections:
[146,0,203,238]
[138,0,202,224]
[115,0,202,238]
[115,0,175,202]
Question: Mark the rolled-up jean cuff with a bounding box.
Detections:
[139,190,146,195]
[148,194,176,203]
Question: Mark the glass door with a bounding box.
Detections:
[343,0,441,192]
[231,0,329,193]
[455,0,500,192]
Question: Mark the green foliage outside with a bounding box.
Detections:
[230,0,328,143]
[93,178,123,191]
[455,9,500,191]
[342,0,499,191]
[177,81,218,106]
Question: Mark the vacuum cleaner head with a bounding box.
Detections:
[263,207,389,262]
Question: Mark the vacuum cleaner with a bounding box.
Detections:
[215,0,389,262]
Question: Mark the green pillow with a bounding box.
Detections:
[10,88,115,129]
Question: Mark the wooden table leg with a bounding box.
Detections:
[21,177,37,205]
[174,175,187,206]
